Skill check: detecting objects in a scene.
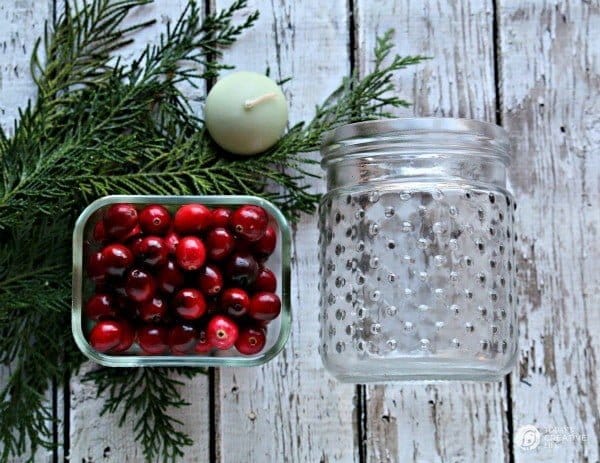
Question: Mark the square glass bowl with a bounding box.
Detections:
[72,195,291,367]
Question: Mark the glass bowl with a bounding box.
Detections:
[72,195,291,367]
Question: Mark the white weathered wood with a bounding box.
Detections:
[0,2,56,462]
[498,1,600,461]
[355,1,511,461]
[67,2,210,462]
[211,1,360,462]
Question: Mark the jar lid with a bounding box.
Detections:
[321,117,510,165]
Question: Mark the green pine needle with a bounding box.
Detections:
[0,0,427,461]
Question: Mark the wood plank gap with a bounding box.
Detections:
[504,375,515,463]
[209,368,218,463]
[492,3,513,462]
[62,369,70,463]
[491,0,503,125]
[356,384,367,463]
[51,377,58,463]
[347,0,357,76]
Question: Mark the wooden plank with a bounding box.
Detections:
[67,2,210,462]
[498,1,600,461]
[354,1,511,461]
[210,1,360,462]
[0,1,57,462]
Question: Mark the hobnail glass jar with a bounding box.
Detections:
[318,118,518,382]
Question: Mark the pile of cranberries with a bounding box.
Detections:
[84,202,281,357]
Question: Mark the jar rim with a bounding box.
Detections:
[321,117,510,165]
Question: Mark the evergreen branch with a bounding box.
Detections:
[0,0,427,459]
[83,367,207,463]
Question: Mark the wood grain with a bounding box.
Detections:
[354,1,511,461]
[66,2,210,462]
[0,1,56,462]
[210,0,360,462]
[498,1,600,461]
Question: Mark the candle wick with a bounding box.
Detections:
[244,92,278,110]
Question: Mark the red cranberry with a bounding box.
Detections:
[175,236,206,271]
[89,320,122,353]
[156,260,184,294]
[164,231,180,255]
[220,288,250,318]
[85,293,116,320]
[235,325,267,355]
[93,220,107,242]
[174,204,212,234]
[224,251,258,287]
[127,235,144,256]
[138,325,169,354]
[139,296,167,323]
[101,244,133,277]
[212,208,231,228]
[198,264,224,296]
[103,203,138,239]
[113,321,135,352]
[253,268,277,293]
[87,251,106,282]
[194,325,212,353]
[230,205,268,242]
[168,323,197,354]
[205,227,235,261]
[253,225,276,261]
[248,292,281,321]
[119,224,142,242]
[207,315,239,350]
[173,288,207,320]
[139,204,171,235]
[135,236,168,268]
[125,268,156,303]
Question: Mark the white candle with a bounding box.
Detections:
[204,71,288,155]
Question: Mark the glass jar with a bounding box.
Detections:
[318,118,517,382]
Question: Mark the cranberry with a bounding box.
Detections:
[89,320,122,353]
[174,204,212,234]
[139,204,171,235]
[220,288,250,318]
[127,235,144,256]
[125,268,156,303]
[138,325,169,354]
[207,315,239,350]
[164,231,180,255]
[103,203,138,239]
[253,225,276,261]
[119,224,142,242]
[248,292,281,321]
[135,236,168,268]
[198,264,224,296]
[173,288,207,320]
[87,251,106,282]
[194,325,212,353]
[224,251,258,287]
[168,323,197,354]
[101,244,133,277]
[85,293,116,320]
[139,296,167,323]
[205,227,235,261]
[235,325,267,355]
[156,260,184,294]
[211,208,231,228]
[113,321,135,352]
[93,220,107,242]
[252,268,277,293]
[230,205,268,242]
[175,236,206,271]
